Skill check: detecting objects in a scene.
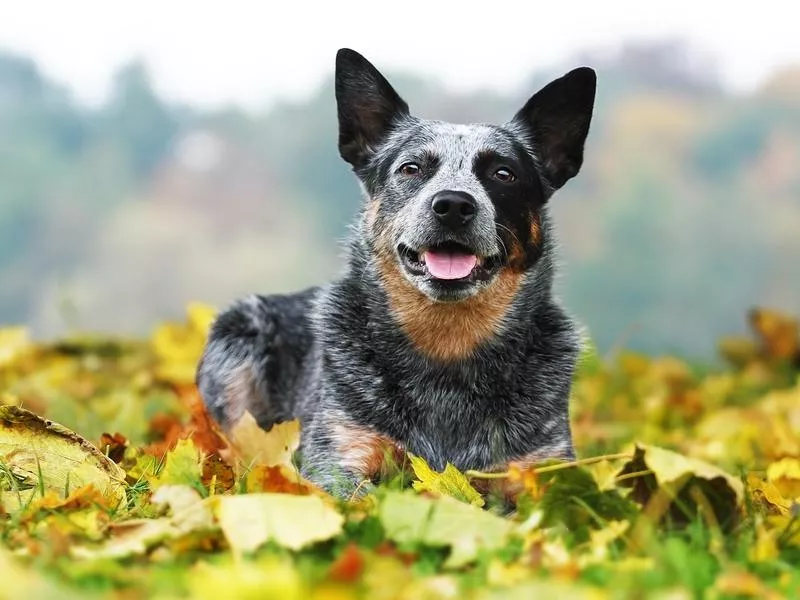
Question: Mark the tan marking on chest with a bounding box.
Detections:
[377,254,523,361]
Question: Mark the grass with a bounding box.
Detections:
[0,305,799,599]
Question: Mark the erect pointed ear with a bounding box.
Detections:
[335,48,410,168]
[511,67,596,191]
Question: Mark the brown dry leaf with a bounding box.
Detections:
[0,406,126,510]
[223,411,300,470]
[202,452,237,494]
[143,411,187,458]
[328,543,365,583]
[178,385,230,455]
[142,385,231,460]
[98,432,128,464]
[246,465,315,495]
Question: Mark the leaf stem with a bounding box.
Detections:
[465,452,632,480]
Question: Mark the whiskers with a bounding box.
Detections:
[494,222,523,261]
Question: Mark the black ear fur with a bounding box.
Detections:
[335,49,410,168]
[512,67,596,190]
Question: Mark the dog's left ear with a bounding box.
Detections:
[335,48,410,168]
[511,67,596,191]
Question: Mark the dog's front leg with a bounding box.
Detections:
[298,410,405,500]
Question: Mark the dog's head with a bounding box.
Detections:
[336,48,595,303]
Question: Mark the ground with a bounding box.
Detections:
[0,304,798,600]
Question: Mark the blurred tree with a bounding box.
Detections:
[103,61,183,177]
[0,44,798,359]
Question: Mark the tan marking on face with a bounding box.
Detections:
[376,248,524,361]
[364,197,381,231]
[330,420,405,480]
[530,214,541,246]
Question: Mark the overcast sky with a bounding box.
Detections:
[1,0,797,110]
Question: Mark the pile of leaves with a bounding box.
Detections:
[1,305,798,599]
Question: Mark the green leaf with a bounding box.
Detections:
[152,438,202,489]
[536,464,637,544]
[378,490,515,568]
[408,453,484,507]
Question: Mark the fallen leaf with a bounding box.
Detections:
[245,464,314,495]
[98,432,128,464]
[151,438,203,490]
[766,457,800,502]
[186,556,305,600]
[408,453,484,507]
[617,443,744,531]
[378,490,515,568]
[0,549,83,600]
[71,485,215,560]
[151,303,216,386]
[213,493,344,553]
[224,411,300,470]
[0,406,126,510]
[329,543,365,583]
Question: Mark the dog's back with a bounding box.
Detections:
[197,288,318,429]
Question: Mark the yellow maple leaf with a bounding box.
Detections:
[408,453,484,507]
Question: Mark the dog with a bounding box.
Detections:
[197,48,596,498]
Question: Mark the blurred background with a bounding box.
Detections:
[0,1,798,359]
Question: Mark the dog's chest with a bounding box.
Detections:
[389,376,516,471]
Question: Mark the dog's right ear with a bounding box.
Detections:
[335,48,410,168]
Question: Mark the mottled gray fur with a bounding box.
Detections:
[197,49,597,497]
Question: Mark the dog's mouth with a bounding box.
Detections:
[398,242,501,282]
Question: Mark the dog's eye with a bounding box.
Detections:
[399,162,422,176]
[492,168,516,183]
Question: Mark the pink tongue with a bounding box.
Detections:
[422,250,478,280]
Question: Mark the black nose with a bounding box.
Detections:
[431,191,477,229]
